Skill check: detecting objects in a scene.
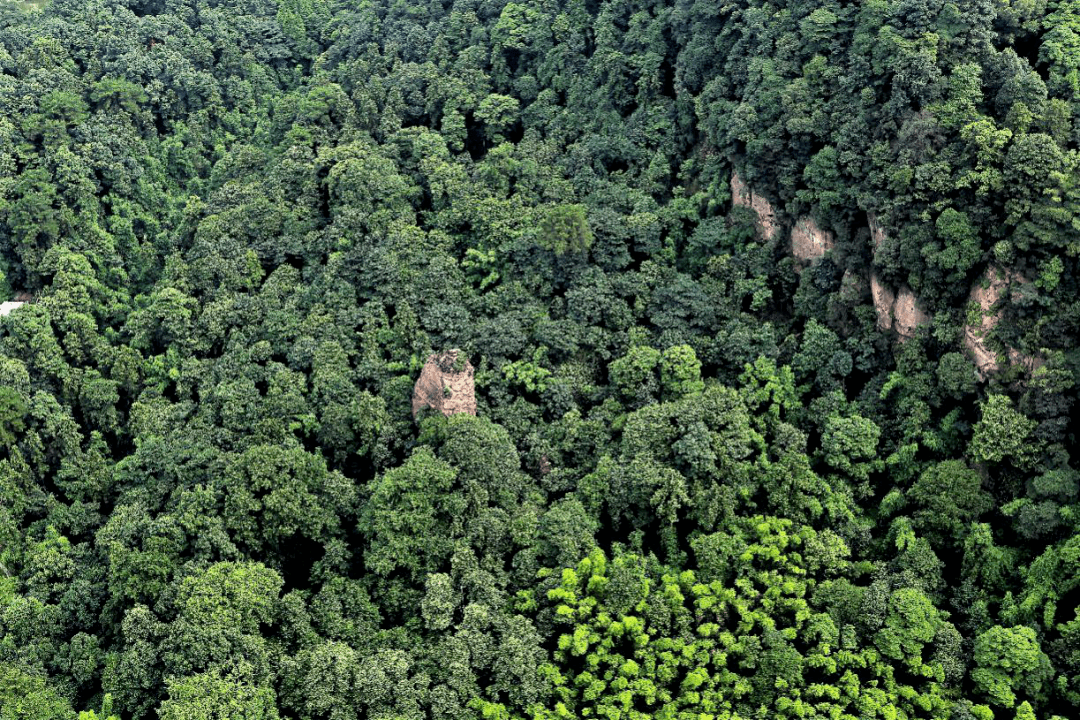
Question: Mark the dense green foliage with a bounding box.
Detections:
[0,0,1079,718]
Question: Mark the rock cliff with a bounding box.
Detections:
[731,171,834,268]
[412,350,477,418]
[963,267,1040,378]
[790,215,835,264]
[867,215,931,339]
[729,179,1040,368]
[730,171,779,241]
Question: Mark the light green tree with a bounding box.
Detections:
[970,395,1040,466]
[972,625,1053,707]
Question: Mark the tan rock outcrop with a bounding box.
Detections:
[964,267,1009,376]
[870,273,896,331]
[964,267,1040,378]
[1008,348,1043,374]
[412,350,476,418]
[893,286,931,339]
[840,268,865,300]
[731,171,779,241]
[868,213,887,252]
[871,282,930,339]
[791,215,835,263]
[866,218,930,338]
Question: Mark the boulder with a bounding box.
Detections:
[412,350,476,418]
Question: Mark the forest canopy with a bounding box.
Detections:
[0,0,1079,718]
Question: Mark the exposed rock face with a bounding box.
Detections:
[964,267,1008,376]
[790,215,834,263]
[840,268,865,302]
[964,267,1040,378]
[1007,347,1043,374]
[731,171,832,265]
[730,171,779,241]
[868,213,887,252]
[871,282,930,339]
[412,350,476,418]
[870,273,896,331]
[893,286,931,339]
[866,218,931,338]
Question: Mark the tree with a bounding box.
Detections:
[90,77,148,114]
[359,448,461,580]
[608,345,661,404]
[659,344,703,400]
[972,625,1053,708]
[486,530,952,720]
[821,414,882,483]
[962,523,1017,595]
[221,444,356,555]
[0,388,27,449]
[78,694,119,720]
[280,641,363,720]
[475,94,521,145]
[0,663,73,720]
[873,587,943,672]
[792,319,851,392]
[537,497,601,568]
[162,562,282,680]
[970,395,1040,467]
[537,204,593,256]
[909,461,993,543]
[929,208,981,278]
[158,668,280,720]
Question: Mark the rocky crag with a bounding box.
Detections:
[412,350,477,418]
[964,267,1040,378]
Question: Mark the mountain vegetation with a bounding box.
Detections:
[0,0,1079,718]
